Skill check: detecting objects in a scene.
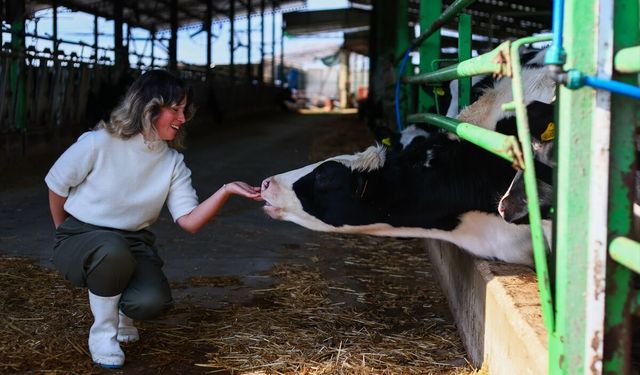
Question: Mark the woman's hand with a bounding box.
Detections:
[223,181,262,201]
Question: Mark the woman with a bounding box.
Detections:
[45,70,261,368]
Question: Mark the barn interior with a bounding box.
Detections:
[2,0,636,374]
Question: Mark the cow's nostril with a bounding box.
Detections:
[262,179,270,190]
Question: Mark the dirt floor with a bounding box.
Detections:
[0,111,476,374]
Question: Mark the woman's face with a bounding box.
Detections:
[154,97,187,141]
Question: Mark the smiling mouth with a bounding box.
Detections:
[170,124,180,130]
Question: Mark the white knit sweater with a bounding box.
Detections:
[45,129,199,231]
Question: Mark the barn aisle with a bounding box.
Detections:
[0,112,474,374]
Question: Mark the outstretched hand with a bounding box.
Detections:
[223,181,262,201]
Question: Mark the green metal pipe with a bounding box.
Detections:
[407,113,524,165]
[403,41,511,84]
[418,0,442,114]
[609,237,640,274]
[509,34,555,337]
[408,0,476,52]
[614,45,640,73]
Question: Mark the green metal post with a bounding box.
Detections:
[457,13,472,110]
[418,0,441,113]
[604,0,639,373]
[409,0,476,51]
[509,35,555,338]
[552,0,612,373]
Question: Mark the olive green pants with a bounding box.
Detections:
[53,216,173,320]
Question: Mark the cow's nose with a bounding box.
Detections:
[261,178,271,191]
[497,198,507,218]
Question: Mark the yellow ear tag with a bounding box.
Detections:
[382,137,392,147]
[435,87,445,96]
[541,122,555,141]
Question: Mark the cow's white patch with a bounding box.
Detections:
[456,67,556,131]
[347,145,387,172]
[446,75,487,118]
[264,202,547,266]
[399,125,430,148]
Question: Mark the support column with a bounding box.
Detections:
[114,0,127,72]
[551,0,612,373]
[394,0,409,125]
[418,0,441,113]
[338,49,351,109]
[604,0,639,372]
[246,0,252,82]
[150,30,156,68]
[169,0,178,72]
[271,0,276,84]
[52,0,58,58]
[7,0,26,133]
[259,0,265,83]
[457,13,472,110]
[229,0,235,82]
[93,13,99,63]
[279,14,284,85]
[206,0,213,77]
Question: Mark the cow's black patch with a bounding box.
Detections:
[293,133,515,231]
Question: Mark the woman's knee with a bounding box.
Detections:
[90,234,136,273]
[120,290,173,320]
[85,233,136,295]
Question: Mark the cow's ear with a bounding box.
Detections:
[399,136,429,165]
[314,161,351,191]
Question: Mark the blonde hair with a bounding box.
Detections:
[96,70,196,149]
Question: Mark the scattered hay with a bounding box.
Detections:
[172,276,243,289]
[0,234,475,374]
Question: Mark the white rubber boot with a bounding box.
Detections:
[117,310,139,343]
[88,291,125,368]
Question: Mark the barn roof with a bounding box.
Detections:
[25,0,307,32]
[284,0,553,56]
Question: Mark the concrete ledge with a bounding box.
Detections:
[425,239,548,375]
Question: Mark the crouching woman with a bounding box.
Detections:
[45,70,261,368]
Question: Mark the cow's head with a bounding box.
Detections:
[497,101,556,223]
[261,145,388,231]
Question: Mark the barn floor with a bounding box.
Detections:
[0,112,476,374]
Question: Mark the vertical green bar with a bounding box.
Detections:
[605,0,639,372]
[418,0,441,113]
[553,0,610,373]
[395,0,410,123]
[457,13,471,109]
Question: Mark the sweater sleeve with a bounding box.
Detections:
[166,153,199,221]
[45,132,97,197]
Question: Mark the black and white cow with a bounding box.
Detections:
[260,64,556,266]
[260,130,538,264]
[497,103,555,224]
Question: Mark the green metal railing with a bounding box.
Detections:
[406,113,524,166]
[397,0,639,373]
[403,41,512,85]
[507,34,556,334]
